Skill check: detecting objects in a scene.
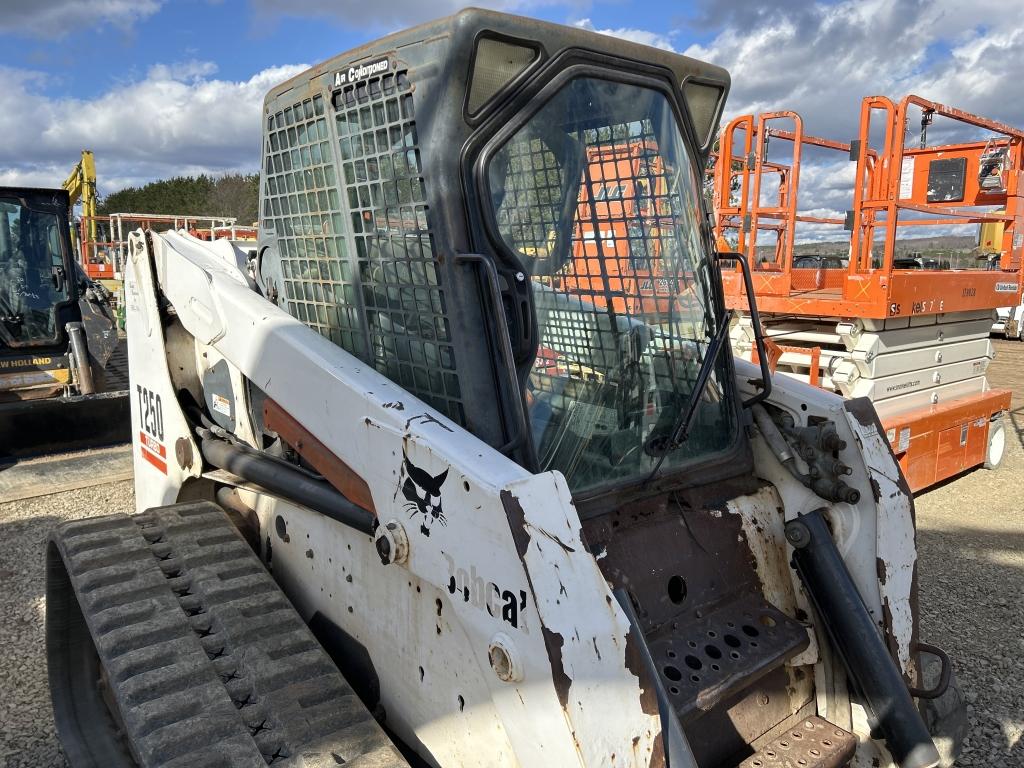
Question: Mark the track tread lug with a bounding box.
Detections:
[48,502,407,767]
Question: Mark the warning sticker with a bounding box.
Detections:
[211,393,232,417]
[897,427,911,453]
[899,157,915,199]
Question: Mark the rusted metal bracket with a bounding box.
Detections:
[908,642,951,700]
[263,398,376,514]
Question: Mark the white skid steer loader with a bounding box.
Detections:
[45,9,966,768]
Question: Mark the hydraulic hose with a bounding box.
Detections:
[786,509,941,768]
[200,436,375,536]
[752,403,810,484]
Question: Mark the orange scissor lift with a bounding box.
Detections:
[715,94,1024,491]
[77,212,248,283]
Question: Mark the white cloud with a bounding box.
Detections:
[572,18,677,52]
[0,61,308,193]
[0,0,163,39]
[147,60,220,83]
[686,0,1024,242]
[687,0,1024,136]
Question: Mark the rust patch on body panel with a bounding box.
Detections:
[844,397,914,503]
[500,489,574,711]
[845,397,921,679]
[500,490,531,559]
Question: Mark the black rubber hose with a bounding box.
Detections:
[200,437,375,536]
[787,509,940,768]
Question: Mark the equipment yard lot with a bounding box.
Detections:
[0,342,1021,767]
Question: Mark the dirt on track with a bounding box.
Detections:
[0,342,1022,767]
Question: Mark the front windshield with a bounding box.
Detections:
[487,77,736,494]
[0,199,69,346]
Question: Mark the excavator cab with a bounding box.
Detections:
[0,190,73,347]
[46,10,964,768]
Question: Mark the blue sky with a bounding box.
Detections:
[0,0,1021,240]
[0,0,712,101]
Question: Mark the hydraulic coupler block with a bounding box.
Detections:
[786,510,940,768]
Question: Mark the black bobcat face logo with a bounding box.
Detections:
[401,450,449,537]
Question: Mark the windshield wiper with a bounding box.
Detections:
[642,308,731,485]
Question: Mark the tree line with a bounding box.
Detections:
[99,174,260,225]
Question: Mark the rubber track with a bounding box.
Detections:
[51,501,409,768]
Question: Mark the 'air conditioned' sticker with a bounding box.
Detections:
[334,57,390,87]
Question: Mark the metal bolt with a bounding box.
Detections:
[488,633,523,682]
[515,271,525,282]
[374,535,391,565]
[785,521,811,549]
[175,437,193,470]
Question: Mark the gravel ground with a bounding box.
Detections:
[1,342,1022,767]
[0,480,135,768]
[914,337,1024,767]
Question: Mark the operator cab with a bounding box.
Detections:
[258,10,744,503]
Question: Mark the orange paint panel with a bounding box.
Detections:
[880,390,1010,492]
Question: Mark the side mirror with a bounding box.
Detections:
[715,251,772,407]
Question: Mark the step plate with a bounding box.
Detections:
[648,594,809,721]
[739,715,857,768]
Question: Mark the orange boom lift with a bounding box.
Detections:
[714,94,1024,491]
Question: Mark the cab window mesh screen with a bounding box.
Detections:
[262,94,356,349]
[262,72,464,426]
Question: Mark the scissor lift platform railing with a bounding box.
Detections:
[715,94,1023,490]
